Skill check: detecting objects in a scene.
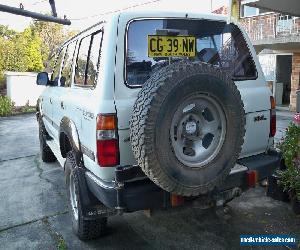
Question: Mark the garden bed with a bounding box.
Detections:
[0,95,35,117]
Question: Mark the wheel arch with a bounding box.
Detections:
[60,116,83,166]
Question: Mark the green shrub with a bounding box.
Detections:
[21,101,35,113]
[0,95,14,116]
[0,72,5,89]
[278,123,300,200]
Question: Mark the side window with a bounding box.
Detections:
[61,41,77,87]
[86,31,103,86]
[74,30,103,87]
[74,35,92,86]
[52,47,66,84]
[45,53,57,73]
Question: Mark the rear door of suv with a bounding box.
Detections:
[114,14,272,167]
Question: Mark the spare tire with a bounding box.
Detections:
[130,62,245,196]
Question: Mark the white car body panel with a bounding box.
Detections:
[39,10,273,182]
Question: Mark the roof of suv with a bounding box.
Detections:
[118,9,228,22]
[61,10,229,48]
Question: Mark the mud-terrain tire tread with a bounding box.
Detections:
[65,152,107,241]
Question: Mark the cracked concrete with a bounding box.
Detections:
[0,114,40,161]
[0,155,67,231]
[42,216,67,250]
[0,113,299,250]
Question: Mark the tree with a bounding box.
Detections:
[31,21,77,70]
[1,27,43,72]
[127,50,137,64]
[0,25,16,86]
[0,25,16,39]
[0,25,43,87]
[0,22,77,88]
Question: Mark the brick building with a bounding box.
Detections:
[214,1,300,110]
[238,1,300,111]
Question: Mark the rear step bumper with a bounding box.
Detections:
[85,150,281,213]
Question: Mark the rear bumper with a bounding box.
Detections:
[85,150,281,212]
[86,172,167,212]
[221,150,281,191]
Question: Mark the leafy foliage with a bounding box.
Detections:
[0,25,16,39]
[0,25,44,83]
[0,96,14,116]
[0,23,77,84]
[20,101,35,113]
[278,123,300,200]
[30,21,77,71]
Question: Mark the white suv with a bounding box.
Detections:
[36,10,281,240]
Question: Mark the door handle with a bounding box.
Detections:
[61,101,65,109]
[49,98,52,104]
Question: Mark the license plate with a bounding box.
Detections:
[148,35,196,58]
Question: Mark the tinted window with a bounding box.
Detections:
[52,47,66,84]
[126,19,257,87]
[61,41,77,87]
[74,30,103,87]
[75,35,92,86]
[86,31,103,86]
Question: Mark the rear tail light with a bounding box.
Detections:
[96,114,119,167]
[247,170,258,187]
[270,96,276,137]
[171,194,184,207]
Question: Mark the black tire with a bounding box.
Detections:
[65,152,107,241]
[38,118,56,163]
[130,62,245,196]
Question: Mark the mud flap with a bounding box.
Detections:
[76,166,116,220]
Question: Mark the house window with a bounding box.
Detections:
[241,5,258,17]
[240,4,271,18]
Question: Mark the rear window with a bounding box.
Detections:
[126,19,257,87]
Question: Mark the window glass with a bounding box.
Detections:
[277,15,294,33]
[241,5,258,17]
[61,41,77,87]
[46,53,57,73]
[74,30,103,87]
[126,19,257,87]
[75,35,92,85]
[86,31,103,86]
[52,47,66,85]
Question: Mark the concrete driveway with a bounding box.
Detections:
[0,113,299,250]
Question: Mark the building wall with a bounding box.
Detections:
[240,13,300,43]
[290,53,300,111]
[5,72,45,106]
[240,14,275,41]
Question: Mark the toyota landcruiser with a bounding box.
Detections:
[36,10,281,240]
